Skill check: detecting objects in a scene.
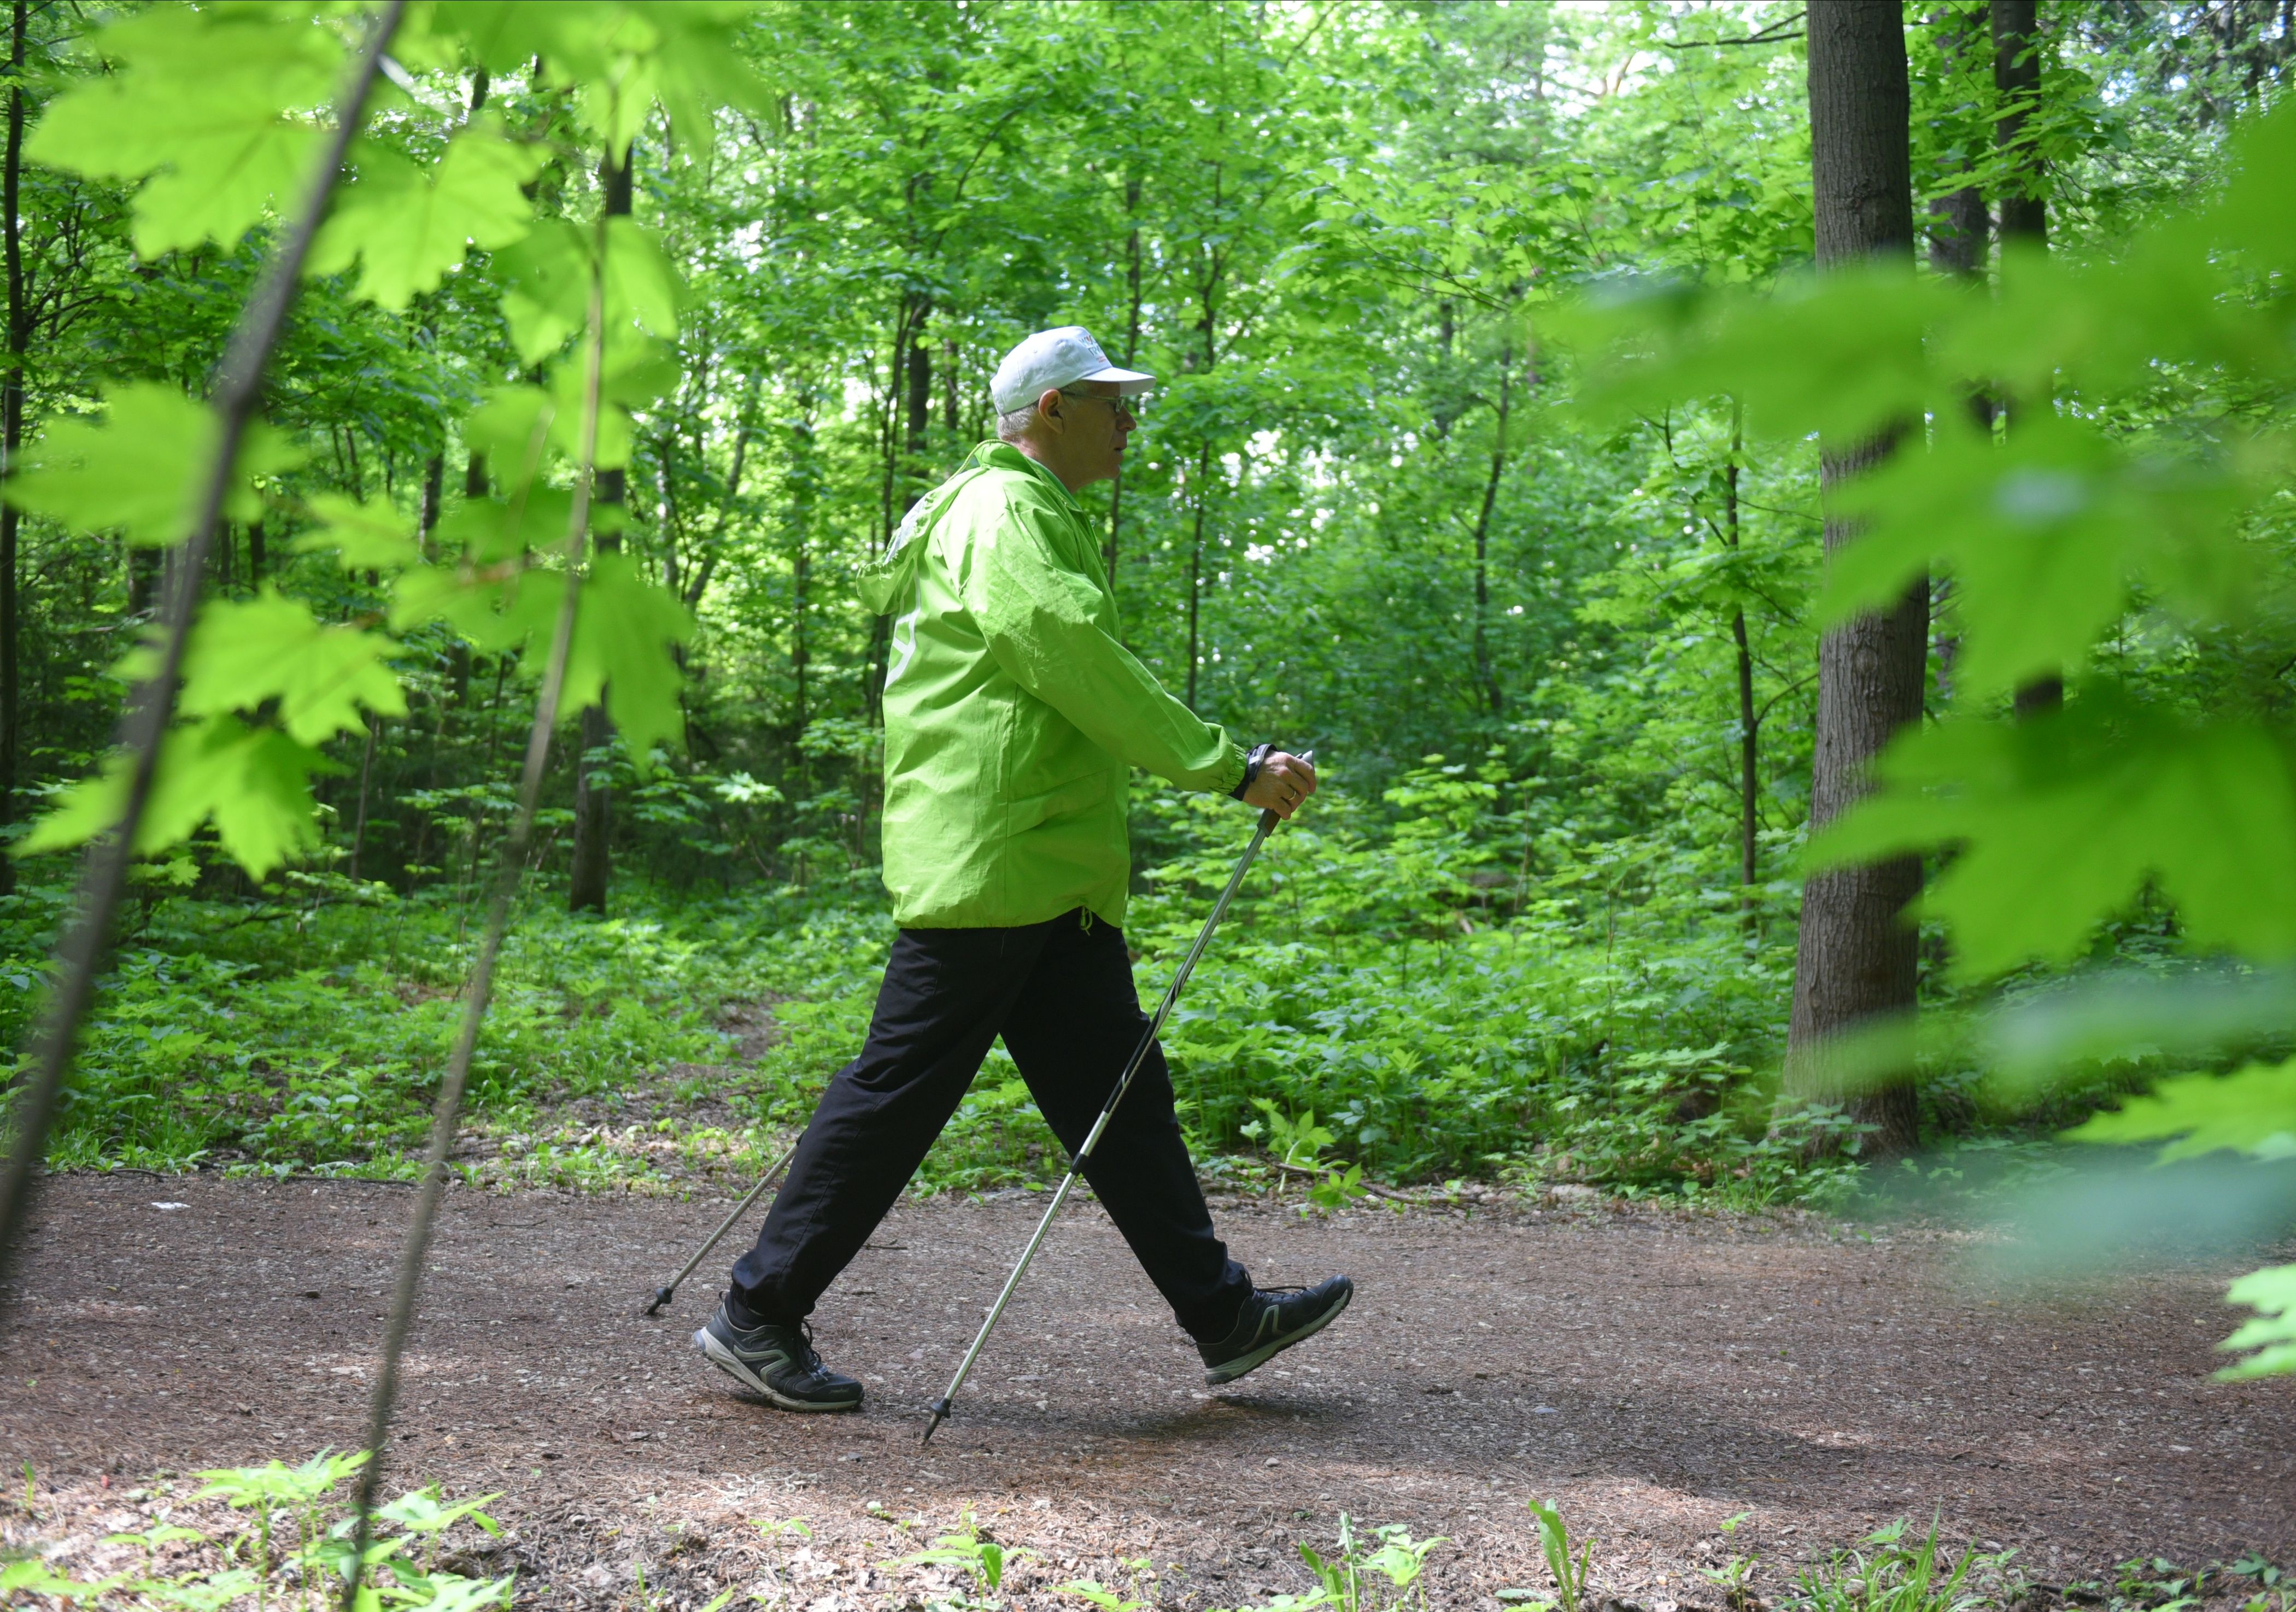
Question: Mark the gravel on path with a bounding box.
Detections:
[1,1173,2287,1609]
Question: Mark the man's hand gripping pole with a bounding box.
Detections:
[920,754,1308,1445]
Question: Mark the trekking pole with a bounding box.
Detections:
[920,753,1310,1445]
[640,1137,801,1316]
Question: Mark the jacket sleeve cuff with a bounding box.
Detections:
[1226,742,1267,801]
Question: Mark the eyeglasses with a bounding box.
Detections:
[1059,388,1141,421]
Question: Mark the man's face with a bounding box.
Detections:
[1044,382,1137,488]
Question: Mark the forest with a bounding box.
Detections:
[1,2,2294,1609]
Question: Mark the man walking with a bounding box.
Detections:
[696,327,1349,1412]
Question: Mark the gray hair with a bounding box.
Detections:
[994,403,1038,443]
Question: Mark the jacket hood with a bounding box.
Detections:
[859,442,1031,616]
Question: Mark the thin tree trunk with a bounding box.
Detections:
[416,451,444,561]
[1106,173,1143,590]
[569,140,633,915]
[1467,341,1512,719]
[0,0,23,898]
[1186,444,1208,710]
[942,336,958,434]
[1725,405,1758,922]
[1994,0,2062,719]
[248,520,266,585]
[1783,0,1925,1156]
[788,396,817,749]
[349,719,379,879]
[905,308,932,499]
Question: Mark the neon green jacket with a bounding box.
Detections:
[859,442,1246,929]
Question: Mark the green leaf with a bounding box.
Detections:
[1809,702,2296,978]
[495,221,591,366]
[21,716,326,879]
[24,6,342,256]
[2067,1059,2296,1162]
[8,385,300,545]
[463,386,559,491]
[2218,1263,2296,1380]
[293,493,422,571]
[419,485,578,576]
[563,550,695,769]
[495,218,682,366]
[1824,414,2259,700]
[307,121,542,309]
[166,589,408,747]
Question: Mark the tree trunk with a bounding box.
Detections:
[416,451,444,561]
[1992,0,2046,253]
[905,310,932,497]
[1783,0,1925,1155]
[1186,444,1208,710]
[788,399,816,750]
[0,0,22,898]
[349,719,379,880]
[1106,173,1144,590]
[1724,405,1759,923]
[1994,0,2063,718]
[1466,341,1512,719]
[569,141,634,916]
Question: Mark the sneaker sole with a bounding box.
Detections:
[694,1327,863,1413]
[1203,1283,1354,1387]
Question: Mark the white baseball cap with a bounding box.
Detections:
[990,326,1154,413]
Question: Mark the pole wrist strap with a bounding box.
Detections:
[1230,742,1273,801]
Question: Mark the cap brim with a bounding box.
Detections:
[1076,364,1155,395]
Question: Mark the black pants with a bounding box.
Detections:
[729,909,1252,1341]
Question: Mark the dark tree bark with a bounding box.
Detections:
[904,311,932,497]
[1723,405,1759,922]
[1928,1,1989,280]
[0,0,23,896]
[1466,340,1513,719]
[787,396,817,752]
[1186,443,1208,710]
[1106,173,1143,590]
[1783,0,1926,1154]
[1994,0,2063,718]
[415,451,444,561]
[1992,0,2047,252]
[569,141,634,916]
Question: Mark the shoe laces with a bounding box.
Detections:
[790,1319,826,1375]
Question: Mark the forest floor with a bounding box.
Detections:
[3,1171,2291,1610]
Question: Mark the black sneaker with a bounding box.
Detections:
[695,1303,864,1412]
[1198,1275,1353,1386]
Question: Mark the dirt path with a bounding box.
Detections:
[2,1174,2288,1609]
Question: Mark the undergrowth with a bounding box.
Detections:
[1,763,2030,1210]
[10,1465,2284,1612]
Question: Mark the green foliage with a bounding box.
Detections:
[1783,1519,2013,1612]
[1573,48,2296,1366]
[1525,1499,1592,1612]
[895,1511,1029,1610]
[1297,1515,1447,1612]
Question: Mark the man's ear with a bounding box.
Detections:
[1035,387,1066,430]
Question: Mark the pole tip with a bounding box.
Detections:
[920,1398,952,1445]
[642,1286,673,1317]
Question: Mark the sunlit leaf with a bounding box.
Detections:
[294,493,422,571]
[2218,1264,2296,1380]
[24,5,342,255]
[563,550,694,769]
[2067,1058,2296,1161]
[307,121,541,309]
[7,385,300,546]
[1809,702,2296,977]
[20,716,326,878]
